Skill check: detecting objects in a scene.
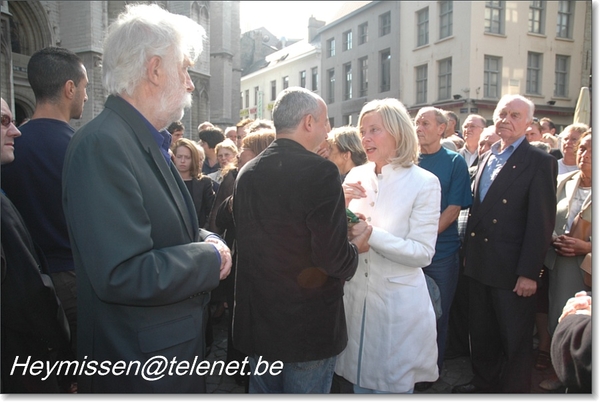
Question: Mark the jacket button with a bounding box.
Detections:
[484,238,488,242]
[364,258,368,264]
[502,199,507,204]
[470,232,475,237]
[492,219,497,224]
[365,272,368,277]
[370,202,375,207]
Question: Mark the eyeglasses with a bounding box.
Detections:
[1,114,16,128]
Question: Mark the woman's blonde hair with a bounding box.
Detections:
[358,98,418,168]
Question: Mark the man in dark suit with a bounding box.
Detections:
[62,4,231,393]
[453,94,557,393]
[1,98,71,393]
[232,87,371,393]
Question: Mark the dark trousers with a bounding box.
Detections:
[50,270,77,357]
[446,271,471,358]
[468,278,536,393]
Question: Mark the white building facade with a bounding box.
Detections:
[240,39,321,121]
[240,1,591,131]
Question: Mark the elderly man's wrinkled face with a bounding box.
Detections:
[415,110,445,151]
[161,56,195,123]
[494,98,531,145]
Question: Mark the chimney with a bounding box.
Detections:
[308,16,325,42]
[252,30,263,64]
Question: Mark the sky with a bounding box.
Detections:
[239,1,345,40]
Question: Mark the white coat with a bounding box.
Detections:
[335,162,440,392]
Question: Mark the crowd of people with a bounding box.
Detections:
[0,3,591,395]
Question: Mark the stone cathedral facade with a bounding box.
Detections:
[0,1,241,140]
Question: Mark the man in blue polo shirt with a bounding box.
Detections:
[414,107,472,391]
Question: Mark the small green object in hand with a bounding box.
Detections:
[346,208,359,224]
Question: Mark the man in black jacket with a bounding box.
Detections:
[233,87,371,393]
[1,98,71,393]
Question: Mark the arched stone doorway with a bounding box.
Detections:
[2,1,53,123]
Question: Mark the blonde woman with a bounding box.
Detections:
[207,138,238,187]
[336,98,440,393]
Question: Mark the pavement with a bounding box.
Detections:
[205,307,565,394]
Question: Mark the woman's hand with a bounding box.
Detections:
[553,235,592,257]
[343,181,367,207]
[558,291,592,323]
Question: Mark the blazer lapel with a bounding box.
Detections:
[105,96,196,241]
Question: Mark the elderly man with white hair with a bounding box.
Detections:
[62,4,231,393]
[453,94,557,393]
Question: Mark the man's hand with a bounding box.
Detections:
[205,237,232,280]
[513,275,537,297]
[350,220,372,254]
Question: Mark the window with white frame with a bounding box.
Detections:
[438,58,452,100]
[359,57,368,97]
[344,63,352,100]
[554,55,570,97]
[359,22,368,45]
[300,70,306,88]
[416,64,428,104]
[529,1,545,34]
[380,49,391,92]
[270,80,276,101]
[417,7,429,46]
[379,11,391,36]
[527,52,542,95]
[327,69,335,104]
[254,86,259,106]
[327,38,335,57]
[343,30,352,51]
[556,0,573,39]
[485,1,505,35]
[484,56,501,99]
[283,76,289,90]
[439,1,453,39]
[244,89,249,108]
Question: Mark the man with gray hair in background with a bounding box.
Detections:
[62,4,231,393]
[232,87,371,393]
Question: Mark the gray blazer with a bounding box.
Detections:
[63,95,221,393]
